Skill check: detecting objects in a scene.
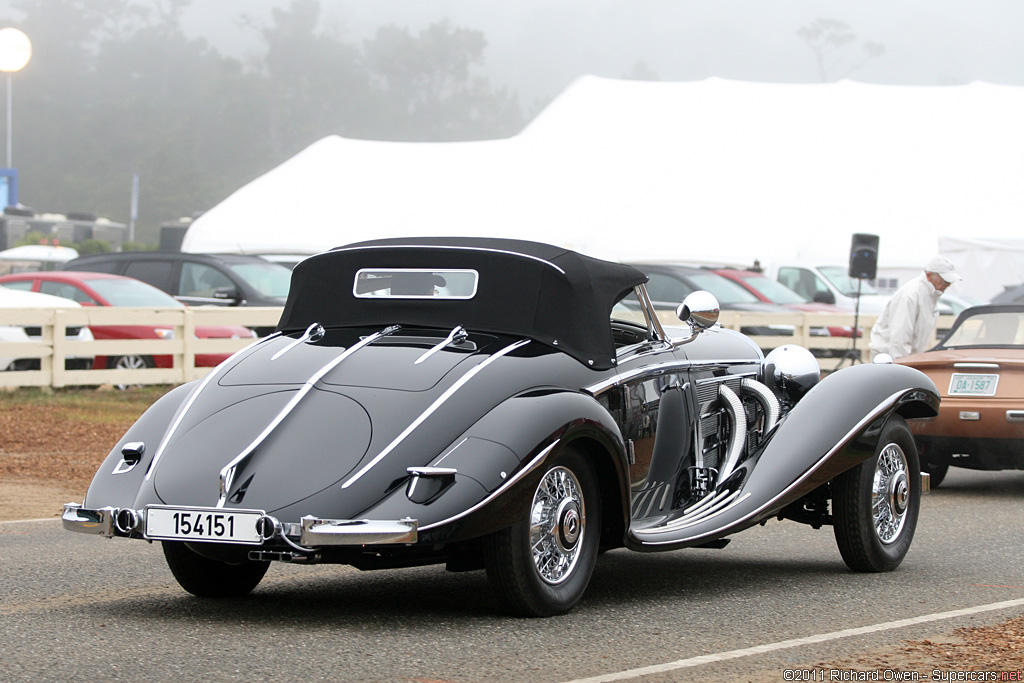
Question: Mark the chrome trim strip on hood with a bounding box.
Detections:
[584,359,757,397]
[341,339,532,489]
[145,333,281,482]
[217,325,401,507]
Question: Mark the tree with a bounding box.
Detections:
[363,20,522,141]
[1,0,524,244]
[798,18,885,82]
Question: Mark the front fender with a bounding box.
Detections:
[359,388,629,544]
[630,362,938,548]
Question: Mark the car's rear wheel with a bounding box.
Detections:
[833,415,921,572]
[483,447,601,617]
[161,541,269,597]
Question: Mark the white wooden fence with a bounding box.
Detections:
[0,306,282,388]
[0,306,956,388]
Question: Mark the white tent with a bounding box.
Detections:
[937,236,1024,301]
[182,76,1024,297]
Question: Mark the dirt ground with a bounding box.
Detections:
[0,395,138,520]
[2,390,1023,677]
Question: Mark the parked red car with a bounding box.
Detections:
[0,271,257,369]
[714,267,860,339]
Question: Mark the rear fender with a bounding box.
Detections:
[81,382,196,510]
[359,389,629,544]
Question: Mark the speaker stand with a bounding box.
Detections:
[833,277,864,370]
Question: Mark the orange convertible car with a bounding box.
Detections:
[897,304,1024,487]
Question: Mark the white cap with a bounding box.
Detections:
[925,255,962,283]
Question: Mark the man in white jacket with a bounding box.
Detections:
[869,256,962,360]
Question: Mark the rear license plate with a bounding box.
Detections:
[145,506,264,544]
[948,373,999,397]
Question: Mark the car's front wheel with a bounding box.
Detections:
[833,415,921,572]
[483,447,601,617]
[161,541,269,597]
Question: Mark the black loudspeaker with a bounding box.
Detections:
[849,233,879,280]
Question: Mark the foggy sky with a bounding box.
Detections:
[179,0,1024,104]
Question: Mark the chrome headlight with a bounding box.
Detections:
[763,344,820,403]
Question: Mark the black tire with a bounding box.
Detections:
[922,460,948,489]
[161,541,269,597]
[483,447,601,617]
[833,415,921,572]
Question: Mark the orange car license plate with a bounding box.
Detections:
[948,373,998,397]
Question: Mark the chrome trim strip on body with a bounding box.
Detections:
[145,333,281,482]
[415,326,468,365]
[419,439,560,531]
[217,325,401,506]
[584,358,759,397]
[1007,410,1024,423]
[407,467,459,476]
[271,322,324,361]
[637,388,915,545]
[330,244,567,275]
[646,490,748,534]
[952,362,1000,369]
[341,339,533,489]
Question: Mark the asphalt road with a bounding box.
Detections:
[2,468,1022,683]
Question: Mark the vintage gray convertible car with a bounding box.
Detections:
[64,237,940,616]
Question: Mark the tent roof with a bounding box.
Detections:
[181,76,1024,278]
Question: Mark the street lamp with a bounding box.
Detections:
[0,27,32,169]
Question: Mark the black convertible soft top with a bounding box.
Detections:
[277,237,648,370]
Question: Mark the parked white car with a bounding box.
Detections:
[766,263,891,314]
[0,285,94,371]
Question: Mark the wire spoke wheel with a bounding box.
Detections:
[871,443,910,544]
[833,415,921,572]
[530,466,585,585]
[483,447,601,617]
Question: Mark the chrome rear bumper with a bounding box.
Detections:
[62,503,418,546]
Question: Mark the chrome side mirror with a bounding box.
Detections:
[676,291,720,329]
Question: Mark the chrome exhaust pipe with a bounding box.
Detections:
[114,508,141,534]
[256,514,281,541]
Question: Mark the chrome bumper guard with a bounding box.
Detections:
[62,503,117,537]
[298,516,418,545]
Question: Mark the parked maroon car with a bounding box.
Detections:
[0,271,257,370]
[714,267,860,338]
